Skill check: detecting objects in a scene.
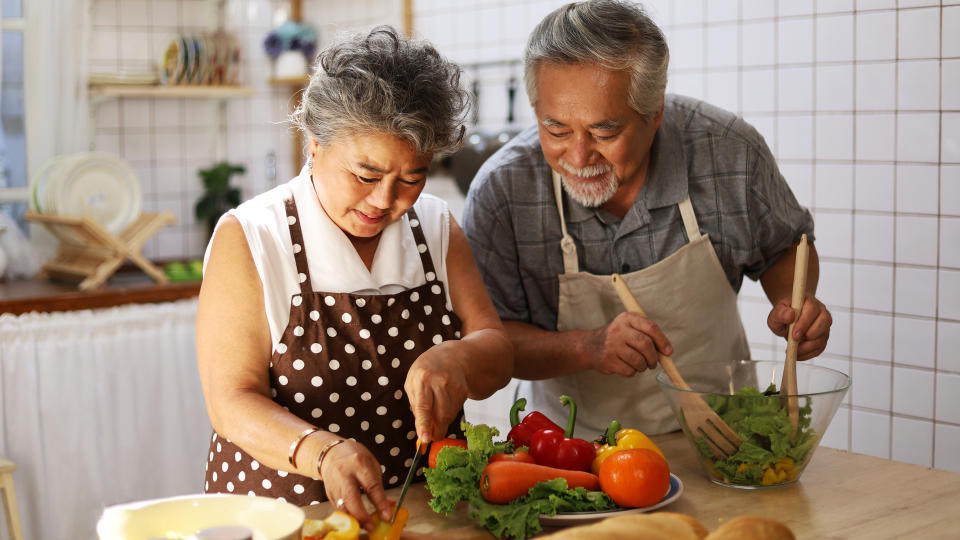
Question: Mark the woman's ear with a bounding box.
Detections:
[308,138,320,158]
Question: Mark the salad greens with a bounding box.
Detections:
[695,384,816,485]
[424,421,616,540]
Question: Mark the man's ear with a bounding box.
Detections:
[652,102,665,130]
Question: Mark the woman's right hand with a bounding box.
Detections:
[318,439,393,532]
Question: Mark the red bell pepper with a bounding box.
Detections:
[506,397,563,448]
[528,395,595,471]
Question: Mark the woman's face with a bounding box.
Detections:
[310,133,432,239]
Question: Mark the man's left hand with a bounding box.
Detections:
[766,294,832,360]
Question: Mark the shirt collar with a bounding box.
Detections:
[291,169,423,292]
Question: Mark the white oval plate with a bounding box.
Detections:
[539,473,684,527]
[30,156,68,213]
[46,153,142,236]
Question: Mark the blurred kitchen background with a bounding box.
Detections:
[1,0,959,538]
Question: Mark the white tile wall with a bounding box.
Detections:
[851,409,891,458]
[939,177,960,228]
[891,416,933,466]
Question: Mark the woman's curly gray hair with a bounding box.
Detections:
[523,0,669,120]
[292,26,469,157]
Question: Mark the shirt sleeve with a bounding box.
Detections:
[462,168,531,323]
[743,146,816,282]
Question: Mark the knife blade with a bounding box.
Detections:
[392,437,429,523]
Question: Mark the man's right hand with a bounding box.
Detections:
[582,312,674,377]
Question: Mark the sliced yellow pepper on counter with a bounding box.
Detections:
[591,421,665,474]
[369,507,410,540]
[302,511,360,540]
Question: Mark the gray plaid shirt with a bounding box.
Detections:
[462,94,815,331]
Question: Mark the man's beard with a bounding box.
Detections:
[557,159,621,208]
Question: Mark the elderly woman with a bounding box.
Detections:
[196,27,513,530]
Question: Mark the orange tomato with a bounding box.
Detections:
[427,438,468,468]
[598,448,670,508]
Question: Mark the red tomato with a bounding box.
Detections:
[598,448,670,508]
[488,451,536,464]
[428,438,468,468]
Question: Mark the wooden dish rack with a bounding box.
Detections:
[25,211,176,291]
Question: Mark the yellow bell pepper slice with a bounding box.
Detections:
[760,467,778,486]
[591,423,665,474]
[370,507,410,540]
[302,511,360,540]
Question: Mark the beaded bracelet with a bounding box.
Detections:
[316,439,346,481]
[288,427,319,468]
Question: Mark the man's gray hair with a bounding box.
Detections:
[523,0,669,119]
[292,26,469,157]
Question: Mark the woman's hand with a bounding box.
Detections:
[404,343,470,443]
[318,439,393,532]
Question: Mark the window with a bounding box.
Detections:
[0,0,26,234]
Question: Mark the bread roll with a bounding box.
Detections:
[654,512,709,539]
[705,515,796,540]
[540,513,700,540]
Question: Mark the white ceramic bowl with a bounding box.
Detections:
[96,493,304,540]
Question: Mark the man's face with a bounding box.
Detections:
[533,61,662,209]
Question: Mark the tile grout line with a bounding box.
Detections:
[888,5,901,462]
[931,0,945,470]
[847,3,858,455]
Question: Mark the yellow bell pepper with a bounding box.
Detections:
[761,457,797,485]
[302,511,360,540]
[590,421,665,474]
[369,507,410,540]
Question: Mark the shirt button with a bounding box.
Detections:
[621,263,629,273]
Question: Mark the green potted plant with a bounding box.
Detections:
[195,161,245,239]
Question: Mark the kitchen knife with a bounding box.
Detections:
[392,437,429,523]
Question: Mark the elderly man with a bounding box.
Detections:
[462,0,832,437]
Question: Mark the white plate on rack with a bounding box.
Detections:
[31,156,68,213]
[43,153,142,236]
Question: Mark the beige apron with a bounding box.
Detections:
[515,171,750,437]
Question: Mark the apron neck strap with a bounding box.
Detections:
[404,207,439,281]
[283,188,313,295]
[552,171,580,274]
[677,197,702,242]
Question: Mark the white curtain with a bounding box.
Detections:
[23,0,91,258]
[24,0,89,162]
[0,300,212,540]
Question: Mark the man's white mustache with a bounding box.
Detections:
[558,159,613,178]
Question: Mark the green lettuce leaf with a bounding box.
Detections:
[424,421,614,539]
[699,384,818,485]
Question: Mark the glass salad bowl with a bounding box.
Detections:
[656,360,850,489]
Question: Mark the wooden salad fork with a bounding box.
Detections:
[611,274,742,459]
[780,234,810,435]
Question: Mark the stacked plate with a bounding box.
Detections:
[160,31,241,86]
[31,153,142,241]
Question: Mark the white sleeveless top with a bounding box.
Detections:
[204,169,453,350]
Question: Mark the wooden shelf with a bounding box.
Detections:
[269,76,309,87]
[88,84,255,99]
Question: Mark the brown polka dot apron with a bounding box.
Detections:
[204,193,464,505]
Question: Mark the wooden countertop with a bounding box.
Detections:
[0,273,201,315]
[304,431,960,539]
